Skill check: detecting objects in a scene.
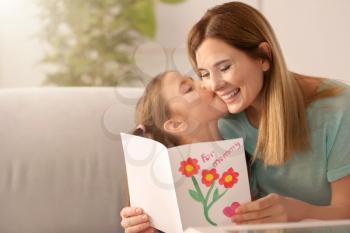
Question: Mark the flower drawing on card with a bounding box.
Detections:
[179,158,200,177]
[201,169,219,187]
[178,157,240,226]
[219,168,239,188]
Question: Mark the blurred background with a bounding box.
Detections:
[0,0,349,87]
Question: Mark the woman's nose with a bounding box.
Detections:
[210,75,225,91]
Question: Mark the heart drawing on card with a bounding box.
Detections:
[223,202,240,218]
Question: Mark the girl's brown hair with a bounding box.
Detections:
[187,2,343,165]
[132,71,179,148]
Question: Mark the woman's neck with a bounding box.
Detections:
[180,120,222,145]
[245,97,263,128]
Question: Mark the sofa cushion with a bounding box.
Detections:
[0,87,143,233]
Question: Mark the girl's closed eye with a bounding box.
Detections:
[184,85,193,93]
[180,80,194,94]
[183,77,195,93]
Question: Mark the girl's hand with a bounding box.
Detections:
[231,193,310,224]
[120,206,157,233]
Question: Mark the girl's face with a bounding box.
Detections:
[161,71,228,126]
[195,38,269,113]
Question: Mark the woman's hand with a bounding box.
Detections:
[231,193,311,224]
[120,206,157,233]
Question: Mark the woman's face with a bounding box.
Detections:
[161,71,228,125]
[195,38,268,113]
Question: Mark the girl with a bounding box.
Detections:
[120,70,229,233]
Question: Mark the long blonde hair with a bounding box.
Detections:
[132,71,179,147]
[187,2,342,165]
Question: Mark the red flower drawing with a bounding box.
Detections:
[201,168,219,187]
[219,167,239,188]
[179,157,200,177]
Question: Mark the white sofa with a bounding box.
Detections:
[0,87,144,233]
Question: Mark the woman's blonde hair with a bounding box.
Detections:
[132,71,179,148]
[187,2,343,165]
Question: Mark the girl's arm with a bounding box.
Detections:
[231,175,350,224]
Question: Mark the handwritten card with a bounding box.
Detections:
[121,133,251,233]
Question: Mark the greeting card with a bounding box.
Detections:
[121,133,251,233]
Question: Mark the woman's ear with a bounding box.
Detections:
[258,42,272,72]
[163,117,188,134]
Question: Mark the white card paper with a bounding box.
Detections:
[121,133,251,233]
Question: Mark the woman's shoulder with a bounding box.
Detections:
[306,78,350,128]
[315,78,350,107]
[296,74,350,108]
[296,73,349,92]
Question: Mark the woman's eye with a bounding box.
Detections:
[220,65,231,72]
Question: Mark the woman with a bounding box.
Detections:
[187,1,350,224]
[121,70,228,233]
[121,2,350,232]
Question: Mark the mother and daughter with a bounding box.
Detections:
[120,2,350,233]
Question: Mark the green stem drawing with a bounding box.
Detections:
[208,189,228,210]
[191,176,204,199]
[190,176,228,226]
[205,183,215,204]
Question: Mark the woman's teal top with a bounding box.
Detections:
[219,79,350,205]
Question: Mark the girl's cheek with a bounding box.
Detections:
[184,92,200,103]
